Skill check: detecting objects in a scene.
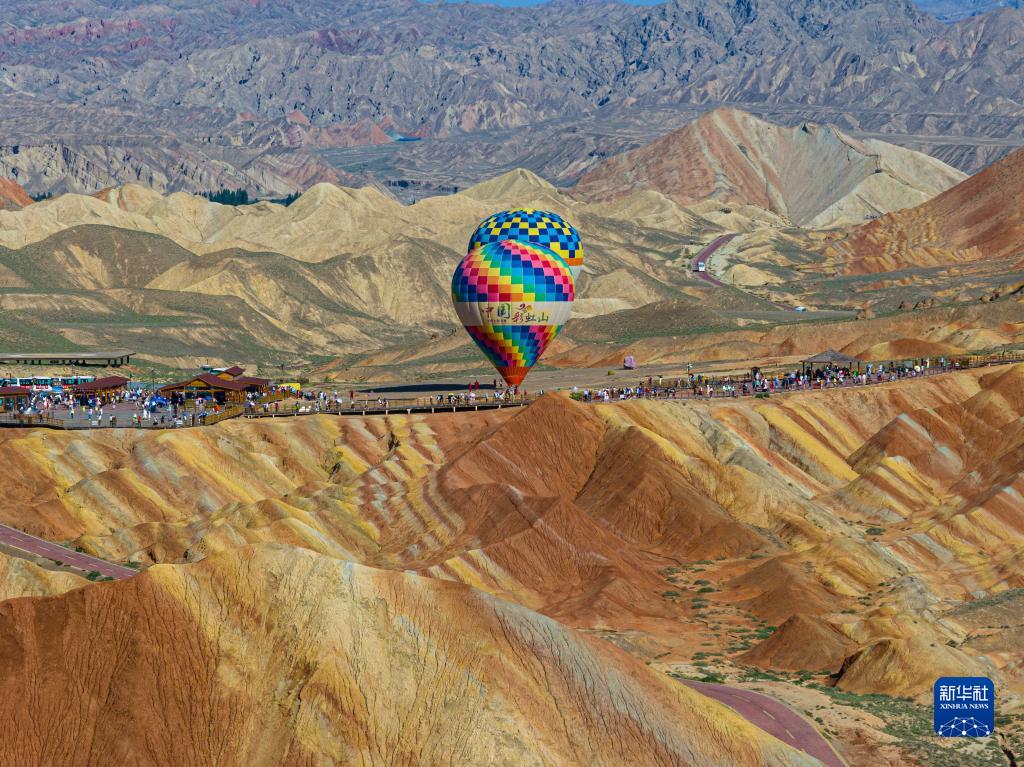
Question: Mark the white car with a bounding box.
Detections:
[696,261,707,272]
[794,306,807,312]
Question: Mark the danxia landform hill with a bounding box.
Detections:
[823,142,1024,274]
[0,366,1022,764]
[700,144,1024,333]
[575,109,967,229]
[0,544,828,766]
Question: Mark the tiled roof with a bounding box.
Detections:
[161,373,248,391]
[72,376,130,392]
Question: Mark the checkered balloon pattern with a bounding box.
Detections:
[452,239,575,387]
[468,209,584,275]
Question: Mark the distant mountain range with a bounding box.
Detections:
[1,0,1023,197]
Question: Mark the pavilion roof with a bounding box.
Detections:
[72,375,130,392]
[160,373,248,392]
[802,349,860,365]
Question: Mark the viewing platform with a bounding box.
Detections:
[0,350,135,367]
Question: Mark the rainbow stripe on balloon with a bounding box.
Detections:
[463,324,562,385]
[451,239,575,387]
[452,239,574,304]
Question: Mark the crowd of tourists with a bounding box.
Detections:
[4,354,1011,429]
[241,381,532,416]
[18,386,221,427]
[2,379,269,428]
[428,381,531,407]
[574,358,961,403]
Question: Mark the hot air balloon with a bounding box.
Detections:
[452,239,574,387]
[468,209,584,281]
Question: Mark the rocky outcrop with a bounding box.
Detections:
[0,178,32,210]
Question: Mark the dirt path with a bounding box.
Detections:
[682,679,847,767]
[0,524,136,579]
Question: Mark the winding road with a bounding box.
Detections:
[690,234,736,286]
[682,679,846,767]
[691,233,798,312]
[0,523,136,579]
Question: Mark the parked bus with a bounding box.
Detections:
[1,375,95,391]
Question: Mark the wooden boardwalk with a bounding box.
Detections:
[2,353,1022,431]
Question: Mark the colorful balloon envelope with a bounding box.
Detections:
[468,209,584,281]
[452,239,575,387]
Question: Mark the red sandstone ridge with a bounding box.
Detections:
[0,544,821,767]
[827,145,1024,274]
[574,108,964,227]
[0,178,33,210]
[0,367,1022,763]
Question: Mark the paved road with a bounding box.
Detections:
[691,234,737,287]
[682,680,846,767]
[0,524,136,579]
[691,232,798,312]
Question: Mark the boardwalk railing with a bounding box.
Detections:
[241,396,533,420]
[575,350,1024,403]
[2,351,1020,430]
[0,412,68,430]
